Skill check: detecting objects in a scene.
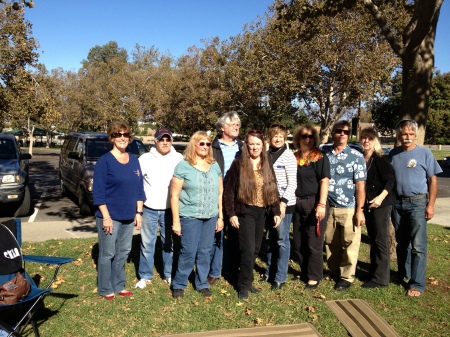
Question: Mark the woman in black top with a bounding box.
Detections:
[292,124,330,289]
[360,127,395,288]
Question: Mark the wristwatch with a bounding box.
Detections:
[136,211,143,216]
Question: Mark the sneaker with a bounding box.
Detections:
[198,288,212,297]
[172,289,184,298]
[135,279,151,289]
[238,291,248,300]
[163,277,172,286]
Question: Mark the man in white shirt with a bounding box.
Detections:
[135,127,183,288]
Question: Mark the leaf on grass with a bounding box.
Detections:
[48,245,56,249]
[220,289,228,294]
[430,280,439,285]
[245,308,253,315]
[236,302,244,306]
[313,294,326,299]
[254,317,263,325]
[225,312,233,317]
[193,301,200,306]
[73,258,83,266]
[306,305,316,313]
[92,288,98,293]
[204,297,212,303]
[310,313,319,321]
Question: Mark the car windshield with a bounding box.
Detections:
[0,140,17,160]
[85,139,146,160]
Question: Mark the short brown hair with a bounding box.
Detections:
[292,124,320,150]
[107,121,134,143]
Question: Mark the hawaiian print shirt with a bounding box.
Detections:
[325,145,366,208]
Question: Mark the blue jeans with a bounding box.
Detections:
[391,195,428,292]
[138,208,174,281]
[209,229,224,278]
[96,217,134,296]
[172,216,217,290]
[264,212,292,283]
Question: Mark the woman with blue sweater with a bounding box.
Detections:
[93,121,145,300]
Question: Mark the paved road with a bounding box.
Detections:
[1,147,448,242]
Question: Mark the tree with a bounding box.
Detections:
[362,0,444,144]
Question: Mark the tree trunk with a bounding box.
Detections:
[401,17,438,146]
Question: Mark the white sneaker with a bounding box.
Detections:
[135,279,151,289]
[164,277,172,286]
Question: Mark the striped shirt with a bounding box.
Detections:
[271,150,297,206]
[219,139,240,176]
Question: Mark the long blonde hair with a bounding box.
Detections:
[238,130,278,206]
[183,131,215,165]
[360,127,384,157]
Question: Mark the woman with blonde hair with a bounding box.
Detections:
[359,127,395,288]
[224,130,281,300]
[170,131,223,298]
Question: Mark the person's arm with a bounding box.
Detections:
[134,200,144,230]
[216,176,224,232]
[170,177,184,236]
[354,180,366,227]
[316,177,329,220]
[426,175,438,220]
[98,204,113,234]
[368,156,394,209]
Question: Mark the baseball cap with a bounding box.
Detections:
[154,127,172,140]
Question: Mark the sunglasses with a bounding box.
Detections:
[301,134,314,139]
[158,137,172,143]
[198,142,211,147]
[270,124,287,130]
[334,129,350,135]
[111,132,131,138]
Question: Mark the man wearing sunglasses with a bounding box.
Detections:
[390,119,442,297]
[208,111,243,285]
[323,120,367,291]
[135,127,183,289]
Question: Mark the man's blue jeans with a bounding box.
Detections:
[138,208,174,281]
[391,195,428,292]
[264,212,293,283]
[172,216,217,290]
[96,217,134,296]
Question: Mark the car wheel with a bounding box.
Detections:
[14,186,32,217]
[60,179,67,197]
[79,189,92,216]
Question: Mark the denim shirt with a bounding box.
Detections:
[325,145,366,208]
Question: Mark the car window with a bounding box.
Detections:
[126,140,147,157]
[0,140,17,160]
[86,139,110,160]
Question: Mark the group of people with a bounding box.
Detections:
[92,115,441,301]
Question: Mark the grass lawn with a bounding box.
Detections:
[20,224,450,337]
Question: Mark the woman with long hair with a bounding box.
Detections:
[223,130,281,300]
[93,121,145,300]
[359,127,395,288]
[170,131,223,298]
[292,124,330,290]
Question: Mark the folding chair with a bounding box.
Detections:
[0,219,74,337]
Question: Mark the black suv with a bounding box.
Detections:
[0,134,32,217]
[59,132,148,215]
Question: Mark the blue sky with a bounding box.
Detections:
[24,0,450,74]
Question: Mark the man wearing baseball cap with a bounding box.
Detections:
[135,127,183,289]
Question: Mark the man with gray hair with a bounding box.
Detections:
[207,111,243,285]
[390,119,442,297]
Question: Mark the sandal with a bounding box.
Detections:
[406,288,422,297]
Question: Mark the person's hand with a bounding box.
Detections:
[102,218,113,234]
[425,204,434,220]
[230,216,240,229]
[273,215,281,228]
[354,210,365,227]
[172,222,181,236]
[216,218,224,232]
[315,204,326,220]
[280,203,286,220]
[368,196,384,210]
[134,214,143,230]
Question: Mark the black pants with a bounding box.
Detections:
[292,198,327,282]
[364,205,392,285]
[237,205,266,292]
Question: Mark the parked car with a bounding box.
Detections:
[59,132,148,215]
[0,134,32,217]
[443,156,450,168]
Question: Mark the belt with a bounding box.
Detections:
[398,194,426,201]
[297,195,316,200]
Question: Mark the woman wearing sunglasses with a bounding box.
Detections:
[291,124,330,290]
[223,130,281,300]
[93,121,145,300]
[170,131,223,299]
[260,124,297,290]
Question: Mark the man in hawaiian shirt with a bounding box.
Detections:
[324,120,366,291]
